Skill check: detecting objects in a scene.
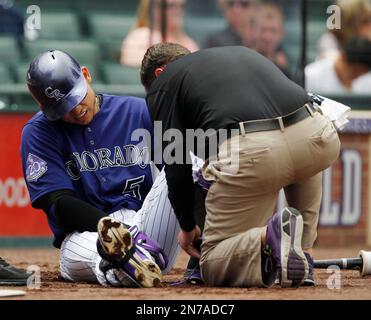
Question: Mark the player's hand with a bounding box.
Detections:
[178,226,202,259]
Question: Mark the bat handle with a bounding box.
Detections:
[314,257,363,270]
[313,251,371,276]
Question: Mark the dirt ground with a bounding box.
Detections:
[1,247,371,300]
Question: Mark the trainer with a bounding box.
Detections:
[140,44,341,287]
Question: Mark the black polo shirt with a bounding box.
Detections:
[146,46,309,231]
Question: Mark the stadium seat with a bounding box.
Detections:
[282,43,301,73]
[88,14,135,41]
[101,63,141,85]
[4,81,40,112]
[14,62,101,84]
[18,0,138,13]
[0,37,21,65]
[0,64,13,84]
[16,0,74,11]
[283,20,301,47]
[284,20,327,64]
[37,12,81,40]
[101,40,123,63]
[75,0,137,14]
[184,16,226,47]
[307,21,327,50]
[25,40,100,67]
[308,0,332,23]
[14,64,29,83]
[305,21,327,63]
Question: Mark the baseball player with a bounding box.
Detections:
[20,50,185,288]
[140,43,341,287]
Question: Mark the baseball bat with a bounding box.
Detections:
[313,250,371,276]
[314,257,362,270]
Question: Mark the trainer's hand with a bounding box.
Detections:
[178,226,202,259]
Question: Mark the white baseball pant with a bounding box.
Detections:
[59,168,180,286]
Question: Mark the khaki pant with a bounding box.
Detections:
[200,112,341,287]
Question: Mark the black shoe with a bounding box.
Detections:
[184,265,204,285]
[302,253,315,286]
[261,246,277,287]
[184,239,204,285]
[0,257,30,286]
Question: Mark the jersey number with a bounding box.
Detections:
[122,176,145,201]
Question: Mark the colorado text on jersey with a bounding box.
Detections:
[65,145,150,180]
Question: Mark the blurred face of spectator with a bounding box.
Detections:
[166,0,186,32]
[241,9,257,47]
[334,0,371,45]
[358,14,371,39]
[255,7,284,56]
[220,0,255,34]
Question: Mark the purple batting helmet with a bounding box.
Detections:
[26,50,88,121]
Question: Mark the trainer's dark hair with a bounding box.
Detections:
[343,36,371,69]
[140,43,191,91]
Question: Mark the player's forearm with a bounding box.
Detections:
[165,164,196,232]
[37,191,107,233]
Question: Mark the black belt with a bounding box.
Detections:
[232,103,317,135]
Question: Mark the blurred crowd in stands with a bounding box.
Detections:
[120,0,291,77]
[305,0,371,93]
[1,0,371,95]
[0,0,24,37]
[120,0,199,67]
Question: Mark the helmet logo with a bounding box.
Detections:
[45,87,65,101]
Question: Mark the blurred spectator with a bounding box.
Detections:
[317,0,371,60]
[120,0,198,67]
[253,2,290,77]
[203,0,257,48]
[0,0,24,37]
[306,37,371,93]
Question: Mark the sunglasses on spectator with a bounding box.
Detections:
[226,0,252,8]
